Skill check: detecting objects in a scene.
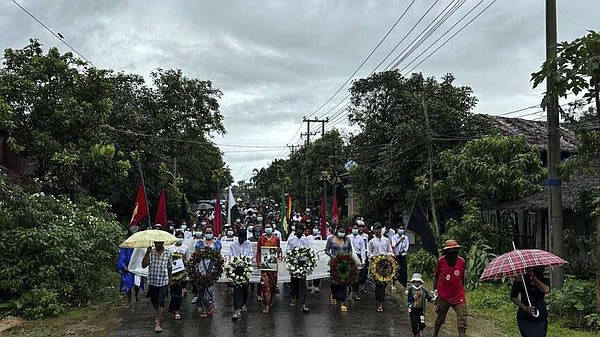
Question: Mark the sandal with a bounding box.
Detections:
[377,307,384,312]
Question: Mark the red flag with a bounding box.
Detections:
[214,193,222,236]
[332,187,339,225]
[154,190,167,228]
[130,183,148,226]
[320,194,327,238]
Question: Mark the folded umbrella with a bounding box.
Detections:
[120,229,178,248]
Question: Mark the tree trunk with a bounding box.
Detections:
[596,215,600,313]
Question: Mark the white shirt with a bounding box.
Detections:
[368,236,393,258]
[229,240,253,258]
[307,234,322,241]
[391,233,410,256]
[169,244,190,260]
[286,235,311,252]
[348,233,367,263]
[274,229,282,239]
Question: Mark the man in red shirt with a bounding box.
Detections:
[433,239,467,337]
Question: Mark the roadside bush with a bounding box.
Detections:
[408,249,437,278]
[464,242,496,289]
[0,173,122,319]
[469,283,512,310]
[546,276,596,327]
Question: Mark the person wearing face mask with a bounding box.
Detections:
[433,240,467,337]
[167,231,188,320]
[116,226,143,308]
[357,221,370,293]
[222,225,236,242]
[286,224,311,313]
[391,223,410,292]
[229,232,253,319]
[194,225,222,318]
[306,225,322,293]
[142,240,173,332]
[348,223,367,301]
[256,223,281,314]
[368,224,394,312]
[271,222,282,239]
[407,273,435,337]
[325,224,352,312]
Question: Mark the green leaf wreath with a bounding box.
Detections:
[187,249,224,286]
[330,253,359,285]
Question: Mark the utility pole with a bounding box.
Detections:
[303,116,329,144]
[287,144,301,155]
[300,132,318,147]
[545,0,564,288]
[422,98,440,241]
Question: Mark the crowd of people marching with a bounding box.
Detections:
[117,201,469,337]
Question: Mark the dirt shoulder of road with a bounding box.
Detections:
[0,299,122,337]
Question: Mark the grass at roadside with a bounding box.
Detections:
[1,275,124,337]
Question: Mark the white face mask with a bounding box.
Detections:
[312,229,319,235]
[227,230,234,237]
[412,284,422,290]
[398,229,405,235]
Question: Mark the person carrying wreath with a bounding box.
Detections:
[368,224,394,312]
[229,230,253,319]
[286,224,311,313]
[256,222,281,314]
[325,224,352,312]
[511,267,550,337]
[194,225,222,318]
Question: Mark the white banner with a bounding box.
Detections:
[128,239,331,283]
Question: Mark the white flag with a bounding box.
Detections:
[227,186,236,226]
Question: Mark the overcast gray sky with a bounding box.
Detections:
[2,0,599,182]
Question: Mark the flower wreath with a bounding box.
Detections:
[186,249,224,286]
[286,246,318,277]
[369,255,398,283]
[171,251,187,281]
[224,256,253,286]
[330,253,359,285]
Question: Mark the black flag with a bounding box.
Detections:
[407,201,438,257]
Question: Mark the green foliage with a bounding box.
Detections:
[0,172,122,319]
[584,313,600,330]
[407,249,437,278]
[469,283,513,310]
[546,277,596,327]
[443,200,498,250]
[346,71,487,222]
[0,40,230,220]
[532,30,600,115]
[440,135,545,202]
[463,243,496,290]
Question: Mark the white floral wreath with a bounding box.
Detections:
[286,246,318,277]
[224,256,253,286]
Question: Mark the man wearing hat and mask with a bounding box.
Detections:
[433,239,467,337]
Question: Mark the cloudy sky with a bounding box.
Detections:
[2,0,599,182]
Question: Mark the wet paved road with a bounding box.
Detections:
[109,281,451,337]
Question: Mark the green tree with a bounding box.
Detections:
[347,71,485,224]
[532,30,600,121]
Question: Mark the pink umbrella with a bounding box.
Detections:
[480,243,567,317]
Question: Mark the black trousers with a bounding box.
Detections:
[352,266,368,292]
[168,281,183,312]
[331,283,347,303]
[396,254,408,287]
[233,284,249,310]
[290,276,307,305]
[375,282,387,303]
[410,307,426,334]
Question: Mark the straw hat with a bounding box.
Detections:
[443,239,461,250]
